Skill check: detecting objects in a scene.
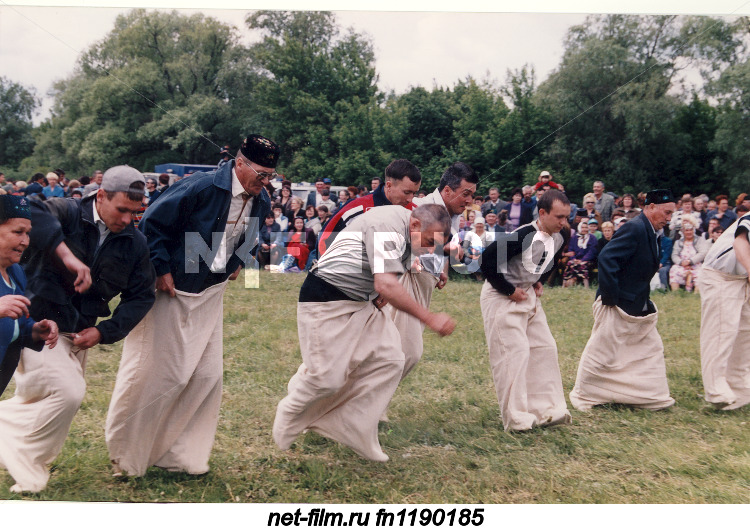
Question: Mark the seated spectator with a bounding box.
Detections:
[581,193,602,225]
[563,220,597,288]
[318,189,336,212]
[287,196,306,221]
[70,189,83,199]
[41,173,64,198]
[277,184,293,217]
[466,210,478,229]
[597,221,614,254]
[612,193,641,220]
[614,216,628,231]
[669,216,709,292]
[588,218,602,239]
[702,217,721,241]
[336,189,350,207]
[483,212,505,243]
[285,217,316,271]
[316,205,330,227]
[502,187,533,232]
[473,217,494,248]
[272,203,289,232]
[461,218,485,277]
[704,194,737,231]
[694,196,707,224]
[258,213,282,269]
[670,194,702,239]
[304,205,322,236]
[709,225,724,243]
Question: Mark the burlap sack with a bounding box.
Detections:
[698,267,750,409]
[570,298,674,411]
[105,280,227,476]
[0,336,86,492]
[480,282,571,431]
[274,300,404,461]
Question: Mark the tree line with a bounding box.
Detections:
[1,10,748,200]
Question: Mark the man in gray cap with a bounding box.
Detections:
[106,134,274,478]
[0,165,155,493]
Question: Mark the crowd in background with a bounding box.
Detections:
[1,165,747,292]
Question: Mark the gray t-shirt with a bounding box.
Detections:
[313,206,413,301]
[703,212,750,277]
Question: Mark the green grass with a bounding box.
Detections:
[1,273,748,503]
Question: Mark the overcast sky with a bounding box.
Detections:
[1,1,748,124]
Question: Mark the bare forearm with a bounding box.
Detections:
[375,275,430,323]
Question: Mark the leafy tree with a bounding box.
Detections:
[28,9,246,176]
[0,77,38,170]
[536,15,714,199]
[246,11,379,182]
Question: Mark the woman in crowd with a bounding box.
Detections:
[258,213,282,269]
[597,221,614,254]
[0,195,58,396]
[502,187,533,232]
[287,196,306,221]
[285,216,316,271]
[41,173,64,199]
[613,193,641,220]
[277,185,294,219]
[304,205,322,236]
[580,193,602,225]
[670,195,702,239]
[562,220,598,288]
[669,216,709,293]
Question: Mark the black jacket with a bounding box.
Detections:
[596,212,660,316]
[22,195,156,343]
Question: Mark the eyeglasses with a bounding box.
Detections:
[237,157,277,180]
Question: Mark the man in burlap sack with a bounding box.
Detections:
[479,189,572,432]
[273,204,456,461]
[105,135,274,477]
[570,189,677,411]
[0,166,155,493]
[697,209,750,410]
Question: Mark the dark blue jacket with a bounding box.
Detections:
[22,194,156,343]
[139,161,271,293]
[597,212,660,316]
[0,264,43,395]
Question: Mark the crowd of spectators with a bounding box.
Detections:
[2,165,747,291]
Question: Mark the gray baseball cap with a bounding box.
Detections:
[101,165,145,195]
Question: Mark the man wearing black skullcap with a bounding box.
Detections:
[105,134,274,478]
[570,189,677,412]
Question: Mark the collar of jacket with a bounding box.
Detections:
[212,160,235,192]
[373,183,391,206]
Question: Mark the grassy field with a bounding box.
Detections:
[1,272,749,503]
